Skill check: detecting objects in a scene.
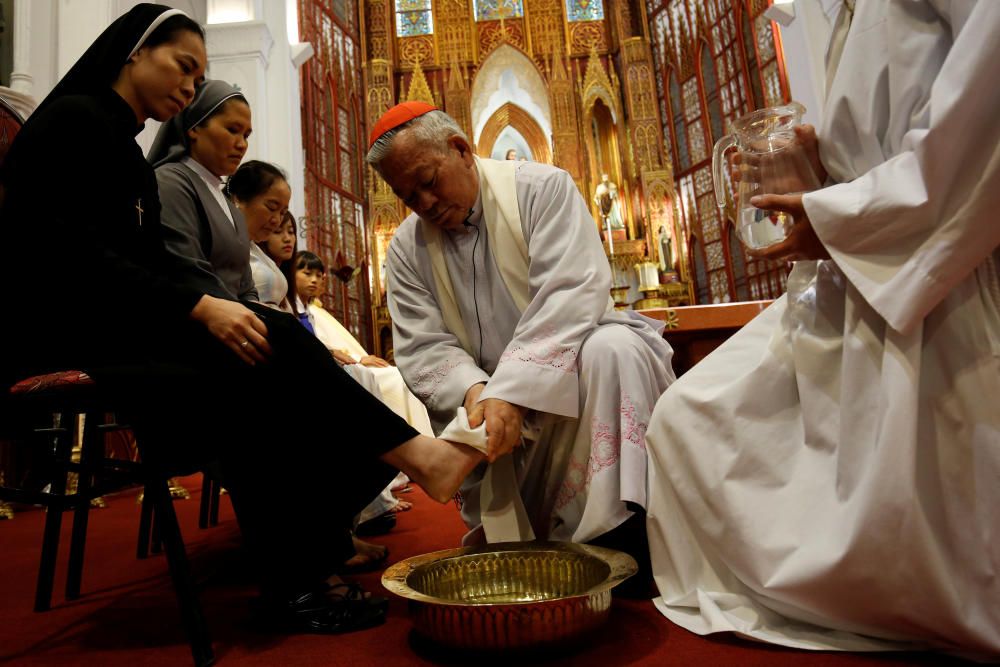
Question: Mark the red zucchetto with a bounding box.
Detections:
[368,101,438,150]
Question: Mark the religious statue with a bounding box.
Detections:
[593,173,625,231]
[505,148,517,160]
[658,221,674,272]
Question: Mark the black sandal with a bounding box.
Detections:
[253,583,388,634]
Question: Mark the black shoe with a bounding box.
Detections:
[253,583,388,634]
[355,511,396,537]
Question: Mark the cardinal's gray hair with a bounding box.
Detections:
[366,110,468,174]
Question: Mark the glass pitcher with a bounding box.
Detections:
[712,102,820,250]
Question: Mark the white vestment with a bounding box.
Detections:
[645,1,1000,658]
[386,159,675,543]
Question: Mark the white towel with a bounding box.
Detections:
[438,408,536,543]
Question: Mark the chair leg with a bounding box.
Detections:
[147,478,214,667]
[66,413,101,599]
[151,505,163,555]
[136,490,154,559]
[208,478,220,527]
[34,415,74,612]
[198,473,211,529]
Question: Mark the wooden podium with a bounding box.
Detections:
[639,301,772,376]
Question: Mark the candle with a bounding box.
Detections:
[605,216,614,255]
[635,261,659,291]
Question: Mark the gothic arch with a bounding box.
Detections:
[470,44,551,148]
[477,102,552,164]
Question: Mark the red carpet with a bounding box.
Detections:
[0,477,967,666]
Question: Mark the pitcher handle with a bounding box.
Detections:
[712,134,736,211]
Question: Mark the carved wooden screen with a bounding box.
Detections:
[299,0,373,348]
[648,0,790,303]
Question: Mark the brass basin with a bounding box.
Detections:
[382,541,637,650]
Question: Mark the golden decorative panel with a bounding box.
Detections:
[569,21,606,54]
[444,56,474,140]
[626,65,657,122]
[478,19,527,55]
[525,0,565,59]
[580,48,619,122]
[615,0,635,39]
[365,0,391,59]
[399,35,436,65]
[405,59,435,103]
[365,59,396,125]
[632,122,661,172]
[437,0,475,64]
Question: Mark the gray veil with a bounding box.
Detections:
[147,79,246,167]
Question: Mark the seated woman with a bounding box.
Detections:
[150,86,406,570]
[148,79,257,302]
[234,168,380,396]
[227,160,294,311]
[0,5,482,634]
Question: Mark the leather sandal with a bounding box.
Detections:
[252,583,388,634]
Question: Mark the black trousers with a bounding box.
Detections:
[84,303,417,596]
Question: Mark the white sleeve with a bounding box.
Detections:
[386,235,490,415]
[804,1,1000,334]
[479,166,611,419]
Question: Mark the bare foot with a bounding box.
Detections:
[382,436,484,503]
[391,499,413,512]
[344,535,388,569]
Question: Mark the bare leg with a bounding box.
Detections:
[382,436,483,503]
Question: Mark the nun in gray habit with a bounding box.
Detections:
[147,79,258,301]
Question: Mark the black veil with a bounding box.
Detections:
[30,4,187,121]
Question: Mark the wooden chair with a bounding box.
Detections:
[0,371,214,667]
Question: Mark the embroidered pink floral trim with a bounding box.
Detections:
[554,393,648,510]
[411,357,462,399]
[499,329,578,373]
[620,394,647,452]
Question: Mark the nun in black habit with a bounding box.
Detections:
[0,3,482,633]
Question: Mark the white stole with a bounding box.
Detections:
[421,156,535,542]
[422,156,529,356]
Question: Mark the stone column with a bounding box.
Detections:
[4,0,40,117]
[205,20,273,160]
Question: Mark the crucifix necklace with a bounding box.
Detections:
[135,198,144,227]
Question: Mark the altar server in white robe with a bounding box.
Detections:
[367,103,675,544]
[645,0,1000,658]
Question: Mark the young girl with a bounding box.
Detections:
[262,210,313,333]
